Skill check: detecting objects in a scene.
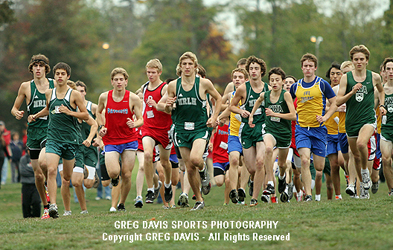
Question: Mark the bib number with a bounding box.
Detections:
[184,122,195,131]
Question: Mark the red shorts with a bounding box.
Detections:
[142,127,172,150]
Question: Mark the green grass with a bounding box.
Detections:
[1,170,393,250]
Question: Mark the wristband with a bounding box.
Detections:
[98,125,104,131]
[380,104,385,109]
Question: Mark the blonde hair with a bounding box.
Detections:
[349,45,370,60]
[231,68,249,79]
[67,80,77,90]
[340,61,354,71]
[110,67,129,80]
[146,59,162,73]
[177,51,198,76]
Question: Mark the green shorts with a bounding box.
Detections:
[381,129,393,143]
[240,122,265,149]
[346,120,377,138]
[173,130,209,149]
[323,157,331,176]
[264,131,291,148]
[26,126,47,150]
[83,146,98,167]
[74,145,85,169]
[45,140,77,160]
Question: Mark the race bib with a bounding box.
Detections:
[184,122,195,131]
[147,110,154,118]
[254,108,262,115]
[219,141,228,150]
[270,116,280,122]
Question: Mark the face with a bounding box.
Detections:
[284,77,295,91]
[54,69,70,86]
[76,86,86,99]
[352,52,368,71]
[330,68,342,87]
[180,58,196,77]
[385,62,393,81]
[248,62,262,81]
[232,71,247,89]
[301,60,317,77]
[111,73,128,90]
[146,67,161,83]
[32,62,46,79]
[269,73,284,91]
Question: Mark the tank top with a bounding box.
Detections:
[382,93,393,131]
[240,81,270,124]
[229,91,242,136]
[345,70,375,127]
[325,112,339,135]
[103,90,136,145]
[172,76,208,134]
[27,78,55,128]
[264,89,291,136]
[47,88,80,144]
[142,81,172,130]
[81,101,97,146]
[295,77,326,127]
[212,123,229,163]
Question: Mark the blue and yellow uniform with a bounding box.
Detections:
[290,76,335,157]
[228,91,243,154]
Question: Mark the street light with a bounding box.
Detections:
[310,36,323,59]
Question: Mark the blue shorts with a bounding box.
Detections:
[104,140,138,154]
[213,162,230,176]
[376,133,381,159]
[170,153,178,164]
[326,134,341,156]
[228,135,243,154]
[295,126,327,157]
[338,133,348,154]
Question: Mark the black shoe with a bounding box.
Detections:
[117,203,126,211]
[238,188,246,202]
[153,181,162,200]
[278,174,286,193]
[92,171,100,188]
[263,184,275,195]
[229,189,238,204]
[304,195,312,202]
[248,177,254,196]
[199,165,211,195]
[111,176,119,187]
[202,182,211,195]
[280,185,289,203]
[134,197,143,208]
[145,190,154,203]
[164,185,173,202]
[287,183,294,200]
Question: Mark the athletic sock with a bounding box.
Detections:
[279,173,286,180]
[268,181,274,186]
[148,187,154,192]
[164,182,172,188]
[315,194,321,201]
[44,204,50,209]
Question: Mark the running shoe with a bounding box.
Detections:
[278,174,286,193]
[63,210,72,216]
[371,181,379,194]
[145,190,155,203]
[117,203,126,211]
[261,194,270,203]
[153,181,162,200]
[109,207,116,212]
[346,184,356,196]
[248,178,254,196]
[263,184,275,195]
[249,198,258,207]
[80,210,88,214]
[199,165,211,195]
[49,204,59,218]
[304,195,312,202]
[229,189,238,204]
[41,209,50,219]
[238,188,246,203]
[164,185,173,202]
[280,185,289,203]
[287,183,294,201]
[178,193,189,208]
[134,196,143,208]
[362,171,372,190]
[191,201,205,211]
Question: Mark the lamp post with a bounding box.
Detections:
[310,36,323,75]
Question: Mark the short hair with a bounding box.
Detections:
[231,68,249,79]
[177,51,198,76]
[146,59,162,73]
[53,62,71,76]
[340,61,354,71]
[382,57,393,70]
[28,54,50,74]
[197,64,206,78]
[325,62,341,79]
[268,67,286,81]
[285,75,297,82]
[300,53,318,68]
[67,80,77,90]
[236,58,247,68]
[75,80,87,92]
[111,67,129,80]
[245,55,267,78]
[349,45,370,60]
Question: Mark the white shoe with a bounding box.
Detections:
[63,210,72,216]
[105,196,111,200]
[109,207,116,212]
[80,210,88,214]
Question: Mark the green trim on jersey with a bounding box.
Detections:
[27,78,55,128]
[172,76,208,134]
[382,93,393,132]
[47,88,80,144]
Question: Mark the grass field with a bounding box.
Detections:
[1,168,393,250]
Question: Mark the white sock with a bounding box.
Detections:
[279,173,286,180]
[361,168,369,174]
[268,181,274,187]
[164,181,172,188]
[315,194,321,201]
[148,187,154,192]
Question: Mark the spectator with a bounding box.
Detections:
[0,121,11,187]
[20,151,41,218]
[10,131,23,183]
